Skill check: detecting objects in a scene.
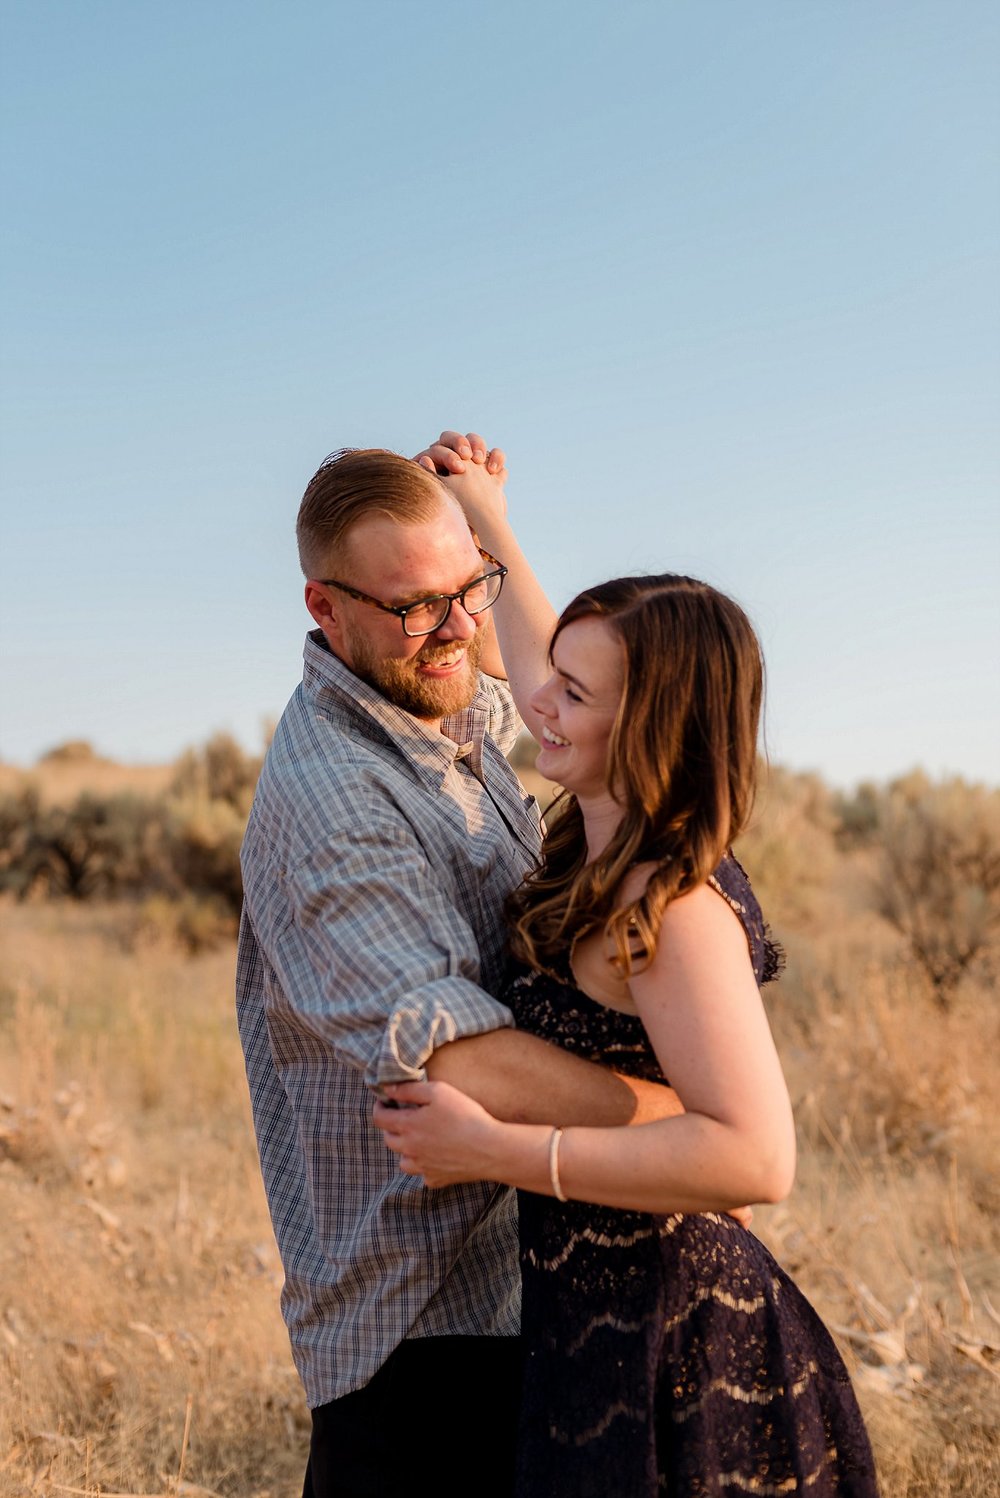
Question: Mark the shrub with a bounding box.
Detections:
[165,796,246,914]
[0,787,41,896]
[736,766,839,926]
[130,892,239,953]
[0,785,246,927]
[3,794,174,901]
[832,781,882,850]
[874,774,1000,1006]
[169,732,262,816]
[36,739,103,764]
[0,735,263,931]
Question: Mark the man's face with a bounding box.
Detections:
[325,499,489,724]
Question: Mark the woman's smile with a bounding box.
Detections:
[531,617,624,802]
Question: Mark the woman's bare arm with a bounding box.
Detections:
[416,430,556,736]
[376,885,794,1215]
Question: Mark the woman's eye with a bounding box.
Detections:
[564,686,582,703]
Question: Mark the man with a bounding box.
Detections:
[236,438,674,1498]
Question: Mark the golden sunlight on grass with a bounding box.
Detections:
[1,746,998,1495]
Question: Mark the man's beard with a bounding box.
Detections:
[345,625,484,721]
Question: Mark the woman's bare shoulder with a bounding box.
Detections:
[649,876,756,971]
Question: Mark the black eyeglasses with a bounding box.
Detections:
[319,548,508,637]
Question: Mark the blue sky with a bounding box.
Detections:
[2,0,998,786]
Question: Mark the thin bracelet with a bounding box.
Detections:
[548,1126,568,1202]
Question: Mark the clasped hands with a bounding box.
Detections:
[414,429,509,528]
[374,1080,506,1189]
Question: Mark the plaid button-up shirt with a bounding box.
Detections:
[236,631,542,1407]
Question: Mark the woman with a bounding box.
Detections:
[375,563,878,1496]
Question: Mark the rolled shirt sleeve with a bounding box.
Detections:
[281,800,513,1088]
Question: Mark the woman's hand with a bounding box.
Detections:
[373,1080,509,1188]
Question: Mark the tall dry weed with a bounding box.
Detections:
[0,902,307,1498]
[737,774,1000,1496]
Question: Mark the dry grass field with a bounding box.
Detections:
[0,901,306,1498]
[1,747,997,1496]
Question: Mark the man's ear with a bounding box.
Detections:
[304,580,342,645]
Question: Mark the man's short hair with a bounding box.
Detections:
[296,448,449,579]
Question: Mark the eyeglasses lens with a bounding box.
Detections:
[403,598,449,636]
[401,571,504,637]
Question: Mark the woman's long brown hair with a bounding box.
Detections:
[507,574,764,976]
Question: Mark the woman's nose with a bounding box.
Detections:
[530,674,556,717]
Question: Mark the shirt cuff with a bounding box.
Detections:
[370,976,514,1087]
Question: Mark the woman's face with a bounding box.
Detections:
[530,616,625,802]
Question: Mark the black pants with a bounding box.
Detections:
[302,1335,524,1498]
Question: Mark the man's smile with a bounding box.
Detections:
[416,647,469,675]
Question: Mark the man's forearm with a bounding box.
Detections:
[425,1028,683,1127]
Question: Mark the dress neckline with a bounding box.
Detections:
[545,950,648,1027]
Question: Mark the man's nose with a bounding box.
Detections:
[433,599,478,641]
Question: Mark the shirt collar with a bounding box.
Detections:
[301,630,491,786]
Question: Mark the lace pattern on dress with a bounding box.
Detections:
[508,854,876,1498]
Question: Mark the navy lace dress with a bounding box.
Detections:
[508,856,878,1497]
